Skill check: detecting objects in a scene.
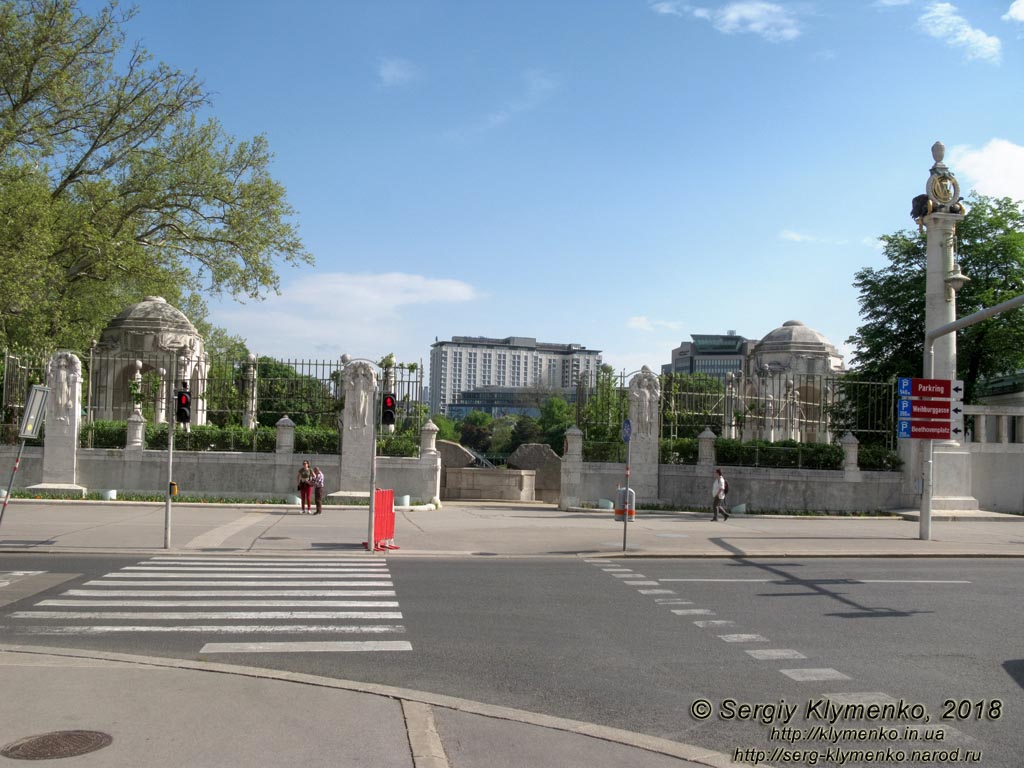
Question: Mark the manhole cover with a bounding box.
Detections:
[1,730,112,760]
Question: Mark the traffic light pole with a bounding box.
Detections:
[367,386,378,553]
[164,361,178,550]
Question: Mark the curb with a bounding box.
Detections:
[0,644,736,768]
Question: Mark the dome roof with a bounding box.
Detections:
[102,296,198,337]
[756,320,841,358]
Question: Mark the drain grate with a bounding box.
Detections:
[1,730,112,760]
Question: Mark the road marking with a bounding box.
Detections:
[184,512,272,549]
[14,624,407,635]
[107,571,392,578]
[780,668,851,681]
[637,589,676,594]
[658,578,970,584]
[146,561,382,565]
[200,640,413,653]
[654,599,693,605]
[39,599,400,607]
[672,609,714,615]
[85,581,394,587]
[694,620,735,627]
[63,589,397,597]
[718,634,768,642]
[122,566,391,573]
[612,573,641,578]
[12,611,403,620]
[746,649,807,660]
[624,581,660,586]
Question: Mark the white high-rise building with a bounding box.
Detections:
[429,336,601,416]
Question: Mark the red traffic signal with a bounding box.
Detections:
[381,393,396,426]
[176,390,191,423]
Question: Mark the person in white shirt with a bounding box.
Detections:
[712,468,729,521]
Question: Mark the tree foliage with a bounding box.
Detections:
[0,0,311,350]
[848,194,1024,401]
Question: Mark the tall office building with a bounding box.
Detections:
[662,331,752,377]
[429,336,601,416]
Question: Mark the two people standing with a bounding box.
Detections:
[711,468,730,521]
[296,461,325,514]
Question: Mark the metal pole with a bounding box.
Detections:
[367,385,378,553]
[919,293,1024,540]
[0,440,27,531]
[622,439,631,552]
[164,359,177,550]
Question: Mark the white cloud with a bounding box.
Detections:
[918,3,1002,63]
[713,2,801,42]
[948,138,1024,200]
[1004,0,1024,23]
[651,1,800,42]
[377,57,419,87]
[210,272,479,360]
[780,229,848,245]
[627,316,684,332]
[650,1,685,15]
[484,70,559,127]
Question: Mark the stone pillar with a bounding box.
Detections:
[33,351,86,495]
[338,360,377,492]
[841,432,861,482]
[154,368,167,424]
[275,415,295,454]
[243,354,258,429]
[627,367,660,504]
[560,426,583,510]
[698,428,716,467]
[914,142,978,511]
[420,419,439,455]
[126,411,145,451]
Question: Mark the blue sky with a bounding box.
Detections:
[96,1,1024,372]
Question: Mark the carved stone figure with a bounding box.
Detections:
[342,361,376,430]
[50,352,82,424]
[629,366,661,437]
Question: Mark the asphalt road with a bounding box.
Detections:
[1,554,1020,767]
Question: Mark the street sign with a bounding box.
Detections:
[621,418,632,443]
[897,377,964,399]
[896,378,965,440]
[19,385,49,439]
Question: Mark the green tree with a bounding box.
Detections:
[538,396,573,455]
[430,413,459,442]
[255,357,331,427]
[459,410,492,453]
[508,414,542,453]
[0,0,311,350]
[848,194,1024,401]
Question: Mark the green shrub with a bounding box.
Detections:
[858,444,903,471]
[660,438,698,464]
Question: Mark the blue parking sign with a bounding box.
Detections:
[898,399,912,418]
[897,420,911,439]
[898,377,912,397]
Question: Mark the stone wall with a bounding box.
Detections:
[442,467,535,501]
[0,448,441,504]
[507,443,561,502]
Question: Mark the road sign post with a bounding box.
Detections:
[621,419,631,553]
[0,385,50,532]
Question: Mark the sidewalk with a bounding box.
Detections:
[1,500,1022,768]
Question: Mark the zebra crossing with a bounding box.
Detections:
[4,556,412,654]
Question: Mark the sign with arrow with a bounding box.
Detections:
[896,378,965,440]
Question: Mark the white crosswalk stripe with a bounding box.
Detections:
[4,556,411,654]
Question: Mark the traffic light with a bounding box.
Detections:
[381,393,396,426]
[176,390,191,423]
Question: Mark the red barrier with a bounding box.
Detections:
[363,489,399,551]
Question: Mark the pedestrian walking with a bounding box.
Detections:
[711,468,729,521]
[296,460,313,514]
[312,465,325,515]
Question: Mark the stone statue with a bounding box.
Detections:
[628,366,661,437]
[50,352,82,424]
[342,361,376,430]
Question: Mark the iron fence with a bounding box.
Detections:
[575,369,897,463]
[1,349,425,450]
